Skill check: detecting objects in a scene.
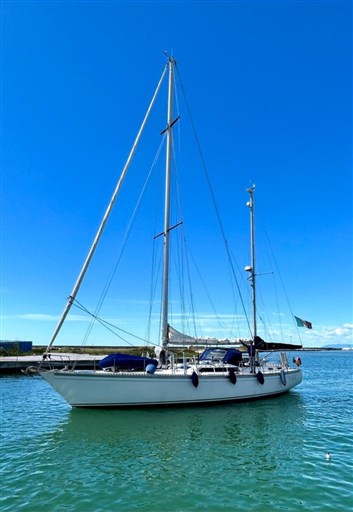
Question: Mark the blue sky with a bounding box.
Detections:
[1,0,352,349]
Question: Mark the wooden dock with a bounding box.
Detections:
[0,353,107,374]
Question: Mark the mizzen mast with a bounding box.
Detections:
[245,185,257,339]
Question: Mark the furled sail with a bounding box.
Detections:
[167,325,238,346]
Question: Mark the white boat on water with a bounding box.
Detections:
[40,56,302,407]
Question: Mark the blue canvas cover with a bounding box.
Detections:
[223,349,243,365]
[99,353,158,370]
[199,348,243,365]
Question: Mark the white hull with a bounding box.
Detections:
[40,367,302,408]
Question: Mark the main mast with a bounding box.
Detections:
[246,185,257,338]
[161,57,176,349]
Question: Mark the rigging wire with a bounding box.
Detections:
[72,299,154,346]
[169,134,198,339]
[257,202,303,346]
[175,65,252,337]
[80,136,167,346]
[146,187,164,344]
[168,117,230,341]
[172,124,244,340]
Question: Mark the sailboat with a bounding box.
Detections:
[40,56,302,407]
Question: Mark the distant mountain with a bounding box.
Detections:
[322,343,353,349]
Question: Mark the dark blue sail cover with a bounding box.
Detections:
[99,353,158,370]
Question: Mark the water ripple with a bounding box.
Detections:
[1,352,352,511]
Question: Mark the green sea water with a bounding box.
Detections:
[1,351,352,511]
